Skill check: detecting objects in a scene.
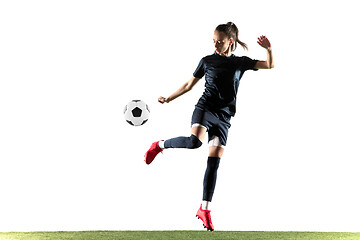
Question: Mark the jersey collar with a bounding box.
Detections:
[214,52,235,57]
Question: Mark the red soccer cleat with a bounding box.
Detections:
[196,204,214,231]
[144,141,163,165]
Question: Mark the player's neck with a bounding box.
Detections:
[217,50,232,57]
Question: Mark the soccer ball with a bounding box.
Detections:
[124,100,150,126]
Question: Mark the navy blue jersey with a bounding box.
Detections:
[193,53,258,116]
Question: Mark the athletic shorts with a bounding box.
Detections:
[191,107,231,146]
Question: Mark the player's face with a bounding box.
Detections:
[213,31,232,56]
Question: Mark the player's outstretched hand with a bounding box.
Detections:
[158,96,168,104]
[257,35,271,50]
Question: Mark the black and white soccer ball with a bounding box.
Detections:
[124,100,150,126]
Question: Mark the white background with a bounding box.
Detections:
[1,0,359,232]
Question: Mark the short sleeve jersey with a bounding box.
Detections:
[193,53,258,117]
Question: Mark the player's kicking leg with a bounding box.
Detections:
[144,141,163,165]
[144,125,206,165]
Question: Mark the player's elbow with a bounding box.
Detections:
[269,56,275,69]
[184,82,195,92]
[183,84,192,92]
[266,60,274,69]
[265,62,274,69]
[185,77,200,91]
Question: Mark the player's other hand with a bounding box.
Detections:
[158,96,168,104]
[257,35,271,50]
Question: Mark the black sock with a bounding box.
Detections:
[203,157,221,202]
[164,134,202,149]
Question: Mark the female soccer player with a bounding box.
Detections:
[144,22,274,231]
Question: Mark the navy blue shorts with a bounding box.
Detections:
[191,107,231,146]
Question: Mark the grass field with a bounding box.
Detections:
[0,231,359,240]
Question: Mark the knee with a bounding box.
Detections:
[187,134,202,149]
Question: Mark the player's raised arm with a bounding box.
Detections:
[158,76,201,104]
[254,35,274,69]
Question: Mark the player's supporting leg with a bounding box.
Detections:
[203,138,224,209]
[144,125,206,165]
[202,156,221,203]
[196,137,224,231]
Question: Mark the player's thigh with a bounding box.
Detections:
[208,146,224,158]
[191,125,207,142]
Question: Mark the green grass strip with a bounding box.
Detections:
[0,231,359,240]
